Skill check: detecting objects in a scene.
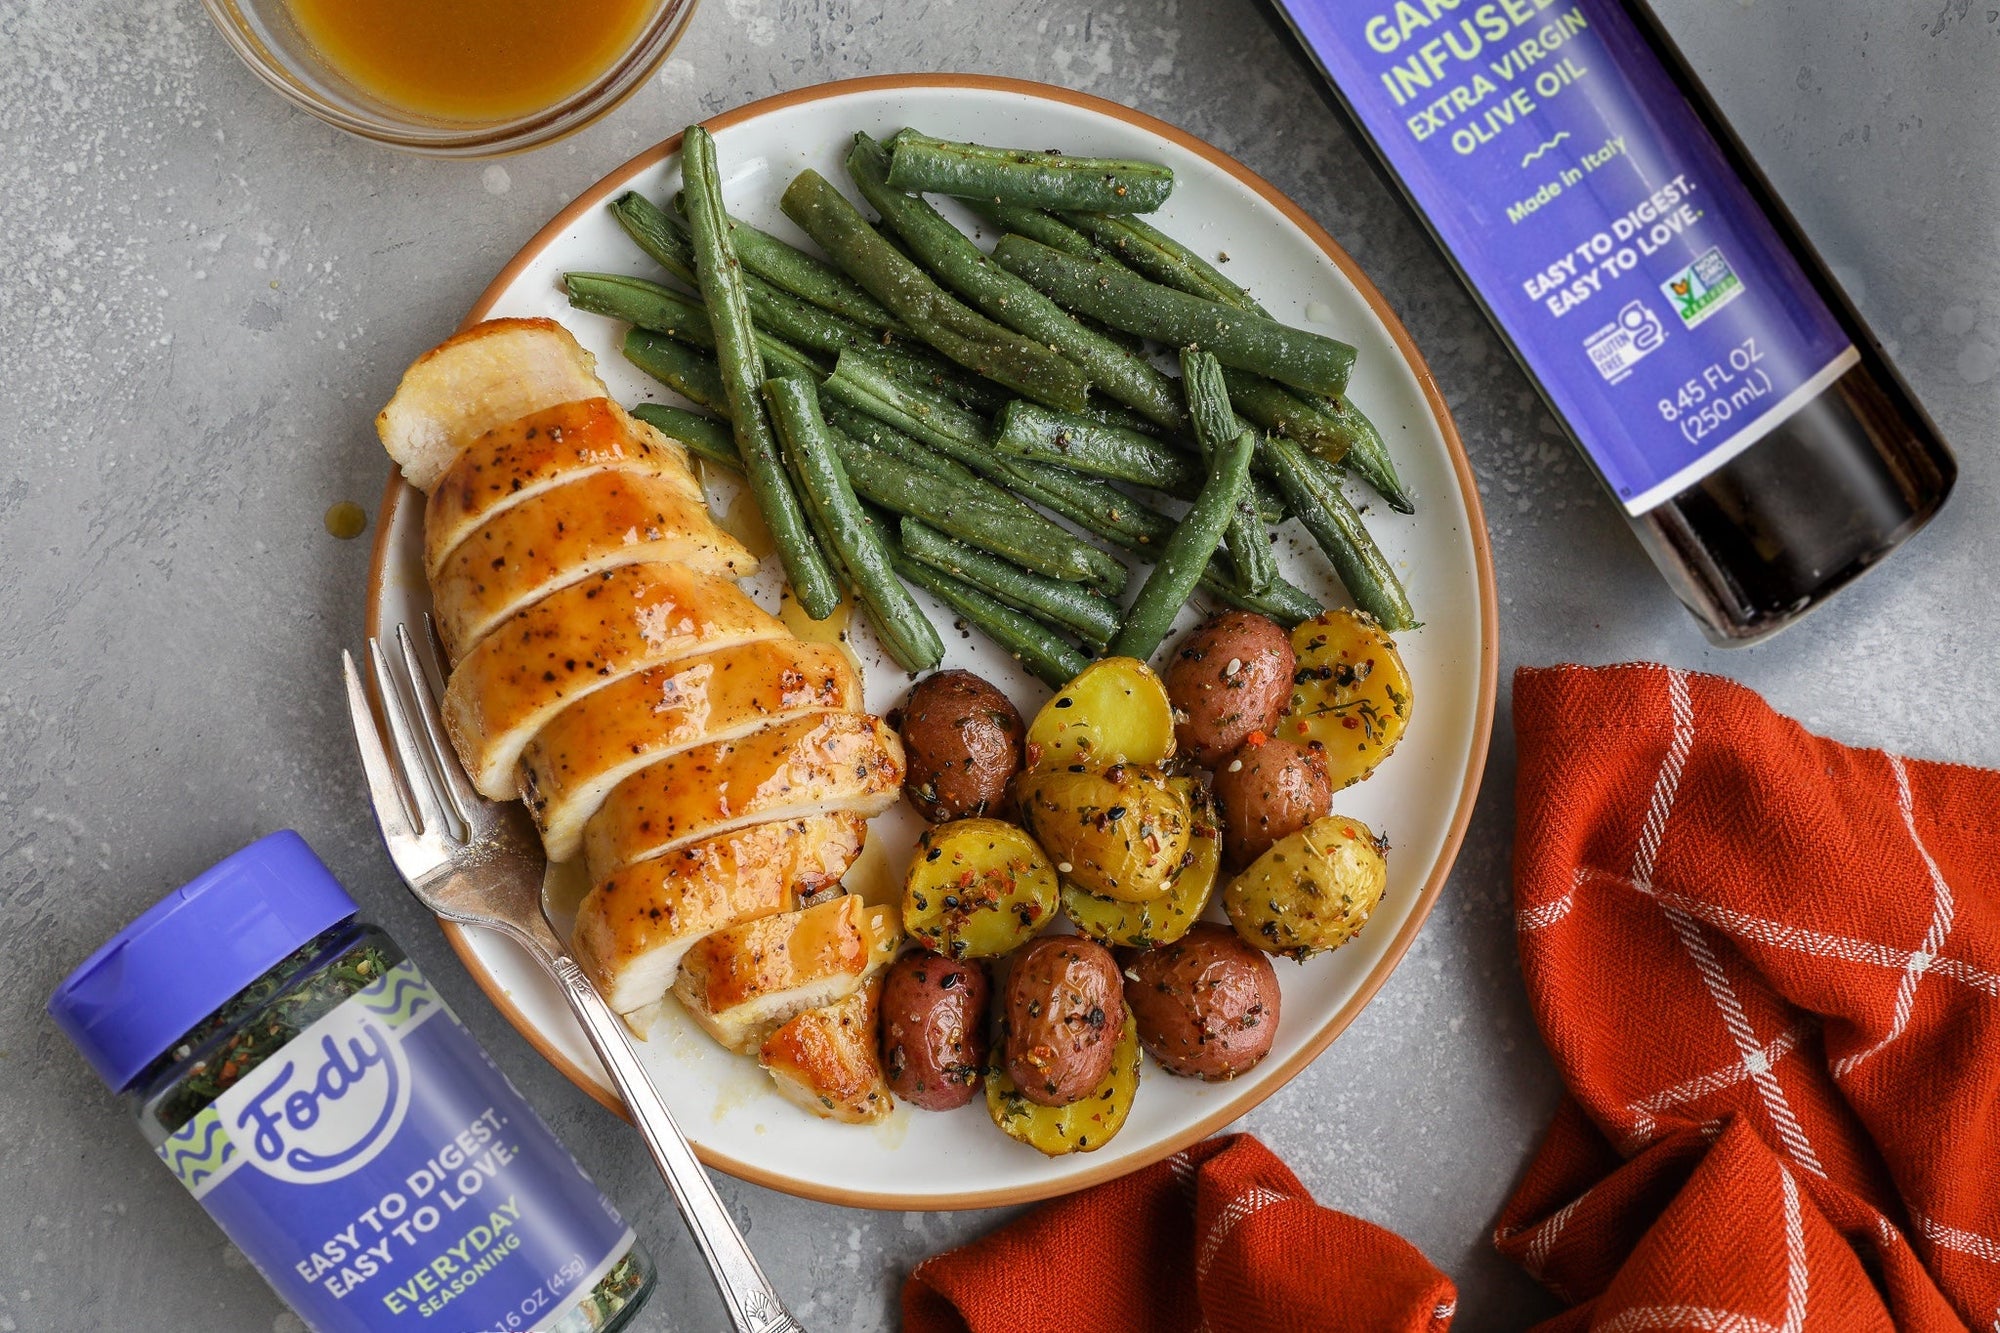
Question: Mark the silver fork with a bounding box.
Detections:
[342,621,805,1333]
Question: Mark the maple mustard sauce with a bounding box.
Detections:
[287,0,653,122]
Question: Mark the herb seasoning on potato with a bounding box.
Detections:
[986,1011,1141,1156]
[1062,777,1221,950]
[1279,609,1412,789]
[1224,814,1388,961]
[1001,935,1125,1106]
[1211,736,1333,869]
[1163,611,1296,768]
[899,668,1026,821]
[878,952,990,1110]
[1023,656,1177,773]
[1019,763,1192,903]
[1121,924,1281,1080]
[902,818,1059,958]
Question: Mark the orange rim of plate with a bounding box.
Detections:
[365,73,1500,1211]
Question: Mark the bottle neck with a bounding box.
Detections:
[127,920,396,1139]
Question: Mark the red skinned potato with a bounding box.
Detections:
[878,952,990,1111]
[1211,738,1333,869]
[1163,612,1296,768]
[1002,935,1125,1107]
[1121,924,1281,1080]
[898,669,1025,822]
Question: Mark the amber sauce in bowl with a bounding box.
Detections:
[199,0,695,154]
[286,0,653,123]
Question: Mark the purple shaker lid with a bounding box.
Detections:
[48,830,359,1092]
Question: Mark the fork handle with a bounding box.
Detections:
[545,954,805,1333]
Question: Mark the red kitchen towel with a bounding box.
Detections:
[1499,663,1999,1331]
[903,1133,1456,1332]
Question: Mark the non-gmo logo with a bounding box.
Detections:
[220,1003,413,1184]
[1661,247,1744,329]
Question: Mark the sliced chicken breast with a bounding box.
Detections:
[523,640,861,862]
[759,978,894,1123]
[570,812,867,1017]
[431,471,756,662]
[671,895,901,1053]
[425,397,703,577]
[580,712,905,882]
[377,318,606,493]
[443,562,786,799]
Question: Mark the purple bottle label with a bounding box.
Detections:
[1276,0,1857,514]
[157,961,632,1332]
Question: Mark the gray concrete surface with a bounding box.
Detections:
[1,1,1993,1328]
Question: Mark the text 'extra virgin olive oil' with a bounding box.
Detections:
[285,0,654,123]
[1267,0,1955,644]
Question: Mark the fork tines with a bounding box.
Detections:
[343,618,478,856]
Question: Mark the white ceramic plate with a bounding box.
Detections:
[366,75,1496,1210]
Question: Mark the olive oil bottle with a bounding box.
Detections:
[1267,0,1956,643]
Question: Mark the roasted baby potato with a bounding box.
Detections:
[1062,778,1220,949]
[1162,612,1296,768]
[878,952,990,1111]
[987,1010,1140,1156]
[1211,738,1332,870]
[1024,656,1175,773]
[1224,815,1388,961]
[1121,924,1281,1081]
[1018,765,1191,903]
[903,818,1059,959]
[1000,934,1125,1107]
[1278,610,1412,790]
[898,669,1025,822]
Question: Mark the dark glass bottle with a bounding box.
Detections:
[1267,0,1955,644]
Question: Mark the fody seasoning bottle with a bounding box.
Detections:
[1269,0,1956,643]
[48,831,654,1333]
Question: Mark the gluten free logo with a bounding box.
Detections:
[1662,247,1744,328]
[1584,301,1667,385]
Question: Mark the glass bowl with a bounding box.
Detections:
[198,0,699,157]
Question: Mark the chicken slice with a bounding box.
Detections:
[425,398,703,577]
[442,562,786,799]
[671,895,901,1054]
[431,471,756,662]
[377,318,606,493]
[523,640,861,862]
[570,812,867,1017]
[580,712,905,882]
[759,977,895,1123]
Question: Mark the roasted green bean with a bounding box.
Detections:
[993,235,1356,398]
[681,195,906,332]
[1262,435,1417,631]
[629,403,739,471]
[1060,210,1252,308]
[833,436,1113,587]
[780,169,1092,412]
[886,130,1174,214]
[624,328,729,412]
[1109,426,1255,661]
[681,125,841,618]
[889,548,1091,687]
[821,353,1131,594]
[565,272,825,381]
[848,133,1188,432]
[900,519,1121,648]
[1181,349,1277,594]
[765,378,944,671]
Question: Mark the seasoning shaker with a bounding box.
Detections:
[49,831,655,1333]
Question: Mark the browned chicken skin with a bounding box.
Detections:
[379,320,903,1116]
